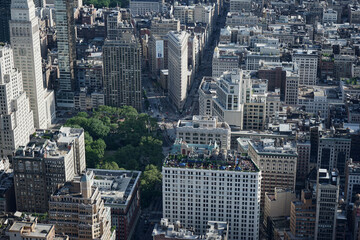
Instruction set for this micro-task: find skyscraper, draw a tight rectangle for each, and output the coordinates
[0,45,34,158]
[162,140,261,240]
[0,0,11,44]
[103,33,142,111]
[13,127,85,213]
[55,0,77,108]
[167,31,189,111]
[34,0,46,7]
[315,169,339,240]
[9,0,48,129]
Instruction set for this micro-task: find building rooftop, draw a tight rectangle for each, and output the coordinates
[152,219,197,239]
[14,127,83,160]
[164,140,259,172]
[177,116,230,130]
[205,221,228,240]
[249,139,297,156]
[200,77,217,95]
[152,219,227,240]
[89,169,141,206]
[8,221,54,239]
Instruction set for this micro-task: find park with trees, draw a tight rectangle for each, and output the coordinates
[64,105,163,207]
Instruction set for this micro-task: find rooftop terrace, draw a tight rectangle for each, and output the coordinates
[164,152,259,172]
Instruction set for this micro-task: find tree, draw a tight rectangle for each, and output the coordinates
[139,136,163,166]
[65,116,88,128]
[112,145,141,170]
[64,105,163,171]
[77,112,89,118]
[85,118,110,139]
[86,139,106,168]
[140,164,162,208]
[96,161,124,170]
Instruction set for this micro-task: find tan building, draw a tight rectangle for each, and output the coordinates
[6,220,69,240]
[150,18,180,36]
[264,188,297,228]
[285,190,316,240]
[13,127,86,213]
[89,169,141,240]
[49,171,114,240]
[248,139,297,207]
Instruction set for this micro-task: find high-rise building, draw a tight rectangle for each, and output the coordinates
[148,18,180,81]
[317,134,351,177]
[229,0,251,11]
[293,50,318,86]
[34,0,46,7]
[167,31,189,111]
[49,171,114,240]
[264,188,297,228]
[150,18,180,36]
[55,0,77,108]
[176,116,231,150]
[0,45,34,158]
[212,69,252,128]
[284,190,316,240]
[198,77,217,116]
[13,127,85,213]
[284,72,300,105]
[103,34,142,112]
[315,169,339,240]
[212,47,240,78]
[296,141,311,183]
[162,140,261,240]
[130,0,163,15]
[345,159,360,204]
[0,0,11,44]
[89,169,141,240]
[9,0,50,129]
[248,139,297,206]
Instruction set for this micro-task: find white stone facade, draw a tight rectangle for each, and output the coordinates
[0,45,34,158]
[293,50,318,86]
[10,0,51,129]
[162,162,261,240]
[176,116,231,150]
[168,31,189,110]
[212,69,252,128]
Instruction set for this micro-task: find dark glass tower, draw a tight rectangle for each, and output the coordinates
[0,0,11,43]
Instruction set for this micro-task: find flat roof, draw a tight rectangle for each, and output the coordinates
[89,169,141,206]
[9,222,54,238]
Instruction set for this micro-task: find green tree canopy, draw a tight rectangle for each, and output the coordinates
[140,164,162,208]
[64,105,163,171]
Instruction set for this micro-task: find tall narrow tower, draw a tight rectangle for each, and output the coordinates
[0,0,11,44]
[0,45,34,158]
[55,0,76,108]
[9,0,48,129]
[167,31,189,111]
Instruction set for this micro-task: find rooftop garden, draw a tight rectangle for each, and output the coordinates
[164,154,259,172]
